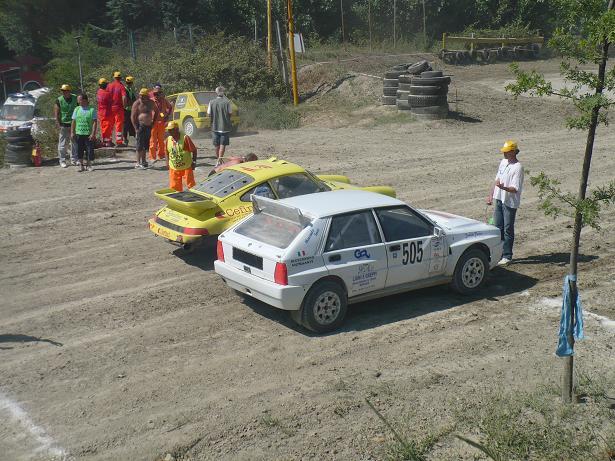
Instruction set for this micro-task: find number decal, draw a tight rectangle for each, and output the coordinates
[401,241,424,265]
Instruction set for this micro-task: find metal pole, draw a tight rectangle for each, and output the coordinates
[173,27,178,43]
[75,36,84,92]
[340,0,346,50]
[275,20,288,85]
[287,0,299,105]
[254,18,257,42]
[188,24,194,51]
[267,0,273,69]
[393,0,396,49]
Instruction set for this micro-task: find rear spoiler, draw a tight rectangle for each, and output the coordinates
[154,188,218,214]
[316,174,350,184]
[252,195,311,226]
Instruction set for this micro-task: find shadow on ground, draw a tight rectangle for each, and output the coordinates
[174,237,217,271]
[0,334,63,350]
[513,252,598,267]
[241,266,538,335]
[448,110,482,123]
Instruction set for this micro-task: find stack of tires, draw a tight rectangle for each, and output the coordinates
[382,70,403,106]
[409,71,451,120]
[4,129,34,168]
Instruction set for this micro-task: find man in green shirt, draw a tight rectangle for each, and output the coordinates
[207,86,233,166]
[54,84,78,168]
[71,94,98,172]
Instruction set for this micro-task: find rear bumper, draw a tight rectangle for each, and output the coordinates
[148,218,202,244]
[214,260,305,310]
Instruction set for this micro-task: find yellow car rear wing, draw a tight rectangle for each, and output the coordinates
[154,188,218,215]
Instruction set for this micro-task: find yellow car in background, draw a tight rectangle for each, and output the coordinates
[149,158,396,251]
[168,91,240,137]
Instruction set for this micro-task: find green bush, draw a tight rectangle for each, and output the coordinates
[238,99,300,130]
[32,118,60,159]
[45,31,287,103]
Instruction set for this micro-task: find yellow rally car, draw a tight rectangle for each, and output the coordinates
[168,91,240,137]
[149,158,396,250]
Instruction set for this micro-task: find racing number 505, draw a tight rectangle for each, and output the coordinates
[402,241,423,265]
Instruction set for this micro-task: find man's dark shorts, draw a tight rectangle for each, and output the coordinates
[136,124,152,151]
[212,131,230,147]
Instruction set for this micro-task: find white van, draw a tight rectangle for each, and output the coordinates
[0,87,49,133]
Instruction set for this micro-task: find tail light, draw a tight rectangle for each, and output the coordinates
[217,240,225,261]
[183,227,209,236]
[274,262,288,286]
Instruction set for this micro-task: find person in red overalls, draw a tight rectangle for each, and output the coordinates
[96,78,113,147]
[107,71,128,146]
[149,84,173,165]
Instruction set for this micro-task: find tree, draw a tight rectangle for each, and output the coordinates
[506,0,615,403]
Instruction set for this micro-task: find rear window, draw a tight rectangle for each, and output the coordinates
[235,213,307,249]
[193,169,254,198]
[0,104,34,121]
[194,92,216,105]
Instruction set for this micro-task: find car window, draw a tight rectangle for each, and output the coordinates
[235,213,308,249]
[375,206,433,241]
[325,211,381,252]
[194,92,217,106]
[193,169,254,198]
[0,104,33,121]
[175,95,187,109]
[270,174,327,199]
[240,183,276,202]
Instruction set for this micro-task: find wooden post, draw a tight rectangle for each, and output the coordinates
[287,0,299,105]
[340,0,346,50]
[442,32,446,50]
[393,0,397,49]
[422,0,427,48]
[368,0,372,52]
[267,0,273,69]
[254,18,257,42]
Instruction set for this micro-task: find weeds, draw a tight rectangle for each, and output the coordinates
[260,414,295,437]
[239,99,301,130]
[373,112,417,126]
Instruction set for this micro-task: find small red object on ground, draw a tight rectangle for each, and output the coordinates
[32,145,42,167]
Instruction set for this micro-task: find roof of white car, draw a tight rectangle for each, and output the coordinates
[277,190,403,218]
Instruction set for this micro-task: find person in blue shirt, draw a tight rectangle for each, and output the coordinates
[71,94,98,172]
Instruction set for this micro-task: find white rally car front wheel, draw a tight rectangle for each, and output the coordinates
[293,280,348,333]
[451,248,489,295]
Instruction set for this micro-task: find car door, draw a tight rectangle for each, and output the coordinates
[323,210,388,296]
[374,206,438,287]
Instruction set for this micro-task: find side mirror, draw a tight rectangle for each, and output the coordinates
[433,227,443,237]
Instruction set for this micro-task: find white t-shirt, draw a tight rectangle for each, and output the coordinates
[493,159,524,208]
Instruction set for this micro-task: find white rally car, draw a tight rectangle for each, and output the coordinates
[214,190,503,332]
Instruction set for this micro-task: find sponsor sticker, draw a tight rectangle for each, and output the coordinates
[354,249,371,259]
[352,263,378,290]
[290,256,314,267]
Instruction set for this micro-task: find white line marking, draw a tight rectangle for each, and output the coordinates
[0,390,68,459]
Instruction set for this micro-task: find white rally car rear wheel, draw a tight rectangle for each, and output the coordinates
[294,280,348,333]
[451,248,489,294]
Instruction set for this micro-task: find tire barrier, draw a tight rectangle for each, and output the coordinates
[439,44,540,65]
[4,128,34,168]
[382,60,433,107]
[408,71,451,120]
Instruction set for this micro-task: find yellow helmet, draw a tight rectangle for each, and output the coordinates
[166,121,179,131]
[60,84,71,91]
[113,71,121,78]
[125,76,134,83]
[139,87,149,96]
[500,140,518,153]
[98,78,108,85]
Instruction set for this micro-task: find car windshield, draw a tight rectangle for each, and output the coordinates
[235,213,308,249]
[0,104,34,121]
[194,92,216,106]
[193,169,254,198]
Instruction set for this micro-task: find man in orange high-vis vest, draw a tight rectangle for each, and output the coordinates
[107,71,128,146]
[149,84,172,163]
[166,121,197,192]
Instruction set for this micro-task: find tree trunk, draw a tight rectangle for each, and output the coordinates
[563,0,614,403]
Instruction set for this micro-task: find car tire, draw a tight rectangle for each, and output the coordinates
[182,117,196,137]
[296,280,348,333]
[398,83,412,91]
[384,70,405,79]
[409,85,447,96]
[406,60,430,75]
[383,78,399,88]
[420,70,443,78]
[408,94,447,108]
[451,248,489,295]
[383,87,398,96]
[411,76,452,86]
[382,96,397,105]
[398,75,413,84]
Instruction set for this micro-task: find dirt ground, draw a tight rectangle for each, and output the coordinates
[1,57,614,461]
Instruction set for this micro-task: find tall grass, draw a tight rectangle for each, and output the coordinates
[238,99,301,130]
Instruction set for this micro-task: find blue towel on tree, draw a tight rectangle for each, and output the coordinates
[556,275,584,357]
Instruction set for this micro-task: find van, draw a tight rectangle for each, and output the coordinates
[0,87,50,134]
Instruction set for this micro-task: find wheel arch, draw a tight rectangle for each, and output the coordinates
[306,275,348,301]
[447,241,492,276]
